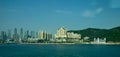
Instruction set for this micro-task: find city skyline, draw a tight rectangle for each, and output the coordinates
[0,0,120,34]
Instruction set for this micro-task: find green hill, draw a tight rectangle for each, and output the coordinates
[68,26,120,42]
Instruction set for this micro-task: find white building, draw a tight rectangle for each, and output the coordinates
[38,30,45,39]
[93,38,106,44]
[55,27,67,38]
[67,32,81,38]
[54,27,81,42]
[38,30,52,40]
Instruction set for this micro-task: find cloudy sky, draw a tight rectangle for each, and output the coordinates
[0,0,120,33]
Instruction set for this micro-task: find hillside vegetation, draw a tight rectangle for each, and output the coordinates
[68,26,120,42]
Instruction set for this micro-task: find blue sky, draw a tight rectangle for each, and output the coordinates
[0,0,120,34]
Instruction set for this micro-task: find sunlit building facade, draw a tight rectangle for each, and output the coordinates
[67,32,81,38]
[93,38,106,44]
[38,30,52,41]
[55,27,81,42]
[55,27,67,38]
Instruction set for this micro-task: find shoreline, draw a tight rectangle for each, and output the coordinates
[1,42,120,45]
[19,42,120,45]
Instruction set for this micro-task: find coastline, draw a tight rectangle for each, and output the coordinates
[19,42,120,45]
[20,42,87,45]
[1,42,120,45]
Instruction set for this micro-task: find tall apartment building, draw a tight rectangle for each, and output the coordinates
[38,30,52,41]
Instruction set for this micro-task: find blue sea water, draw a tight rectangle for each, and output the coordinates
[0,44,120,57]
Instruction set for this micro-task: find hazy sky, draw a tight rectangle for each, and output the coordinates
[0,0,120,33]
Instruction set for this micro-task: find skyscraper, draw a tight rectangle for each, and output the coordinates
[38,30,52,41]
[38,30,44,39]
[30,31,35,38]
[13,28,19,43]
[46,33,52,41]
[36,32,38,38]
[8,29,11,39]
[20,28,23,39]
[24,30,29,40]
[1,31,7,43]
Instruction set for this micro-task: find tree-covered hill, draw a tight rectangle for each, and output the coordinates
[68,26,120,42]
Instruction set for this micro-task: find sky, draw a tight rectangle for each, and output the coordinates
[0,0,120,34]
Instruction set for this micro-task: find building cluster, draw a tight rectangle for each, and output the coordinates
[92,38,106,44]
[0,27,106,44]
[55,27,81,42]
[0,28,52,43]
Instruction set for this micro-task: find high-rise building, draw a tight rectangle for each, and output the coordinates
[36,32,38,38]
[24,30,29,40]
[13,28,18,39]
[1,31,7,43]
[14,28,17,35]
[20,28,24,39]
[0,32,1,39]
[8,30,11,39]
[13,28,19,43]
[38,30,45,39]
[46,33,52,40]
[38,30,52,40]
[30,31,35,38]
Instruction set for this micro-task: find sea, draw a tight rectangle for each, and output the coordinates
[0,44,120,57]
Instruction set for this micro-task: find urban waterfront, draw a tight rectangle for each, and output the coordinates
[0,27,107,44]
[0,0,120,57]
[0,44,120,57]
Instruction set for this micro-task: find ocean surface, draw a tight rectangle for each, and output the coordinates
[0,44,120,57]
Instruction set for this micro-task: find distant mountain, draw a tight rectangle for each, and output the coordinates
[68,26,120,42]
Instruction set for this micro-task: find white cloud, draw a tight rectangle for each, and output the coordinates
[54,10,71,14]
[82,10,95,17]
[82,8,103,18]
[96,8,103,13]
